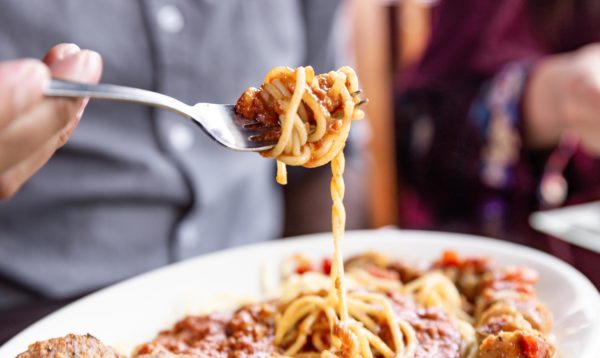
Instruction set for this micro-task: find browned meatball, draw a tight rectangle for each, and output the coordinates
[135,351,196,358]
[16,333,122,358]
[478,330,555,358]
[476,294,553,335]
[476,312,533,342]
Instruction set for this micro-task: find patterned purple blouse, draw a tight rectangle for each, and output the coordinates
[395,0,600,287]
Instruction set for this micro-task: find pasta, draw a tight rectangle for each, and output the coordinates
[235,66,365,184]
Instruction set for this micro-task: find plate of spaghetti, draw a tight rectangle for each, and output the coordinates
[3,67,600,358]
[3,231,599,357]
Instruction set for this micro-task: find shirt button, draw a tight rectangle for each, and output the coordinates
[157,5,185,34]
[169,123,194,151]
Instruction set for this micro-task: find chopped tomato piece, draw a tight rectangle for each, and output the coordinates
[502,267,539,284]
[366,265,400,280]
[486,281,534,295]
[441,250,461,266]
[296,264,311,275]
[462,257,490,271]
[521,333,540,358]
[322,258,332,274]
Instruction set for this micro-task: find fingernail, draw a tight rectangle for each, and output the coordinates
[70,50,101,79]
[56,43,80,61]
[14,60,49,114]
[82,50,101,77]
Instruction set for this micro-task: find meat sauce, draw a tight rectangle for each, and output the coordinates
[134,296,464,357]
[134,302,280,357]
[385,294,464,358]
[234,73,345,141]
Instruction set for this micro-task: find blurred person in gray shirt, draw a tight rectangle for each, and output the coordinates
[0,0,344,340]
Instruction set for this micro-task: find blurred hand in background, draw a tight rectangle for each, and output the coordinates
[394,0,600,288]
[0,43,102,199]
[527,43,600,155]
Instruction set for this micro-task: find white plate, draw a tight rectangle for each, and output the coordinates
[1,230,599,357]
[531,201,600,253]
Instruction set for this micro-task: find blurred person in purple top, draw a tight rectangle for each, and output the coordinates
[396,0,600,287]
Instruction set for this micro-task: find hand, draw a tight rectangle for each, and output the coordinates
[526,43,600,155]
[0,43,102,200]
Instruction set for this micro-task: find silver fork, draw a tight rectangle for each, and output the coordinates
[44,79,276,151]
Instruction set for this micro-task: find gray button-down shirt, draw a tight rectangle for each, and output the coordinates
[0,0,341,308]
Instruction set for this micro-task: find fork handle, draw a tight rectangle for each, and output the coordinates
[44,79,194,118]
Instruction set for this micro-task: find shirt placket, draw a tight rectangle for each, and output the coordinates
[143,0,203,261]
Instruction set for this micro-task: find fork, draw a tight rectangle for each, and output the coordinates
[43,79,276,151]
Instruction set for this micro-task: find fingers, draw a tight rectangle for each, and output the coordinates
[43,43,81,66]
[50,48,103,83]
[575,128,600,157]
[0,43,102,199]
[49,48,102,129]
[0,94,88,198]
[0,132,60,199]
[0,72,89,199]
[569,67,600,111]
[563,80,600,125]
[0,49,102,174]
[555,48,600,157]
[44,43,92,125]
[0,60,49,130]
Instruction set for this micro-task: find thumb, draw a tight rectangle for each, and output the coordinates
[47,49,103,123]
[50,49,102,84]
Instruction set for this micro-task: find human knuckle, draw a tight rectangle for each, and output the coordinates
[57,128,71,147]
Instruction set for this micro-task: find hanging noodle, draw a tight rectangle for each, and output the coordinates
[236,66,422,357]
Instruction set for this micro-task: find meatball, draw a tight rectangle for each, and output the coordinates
[17,333,122,358]
[476,312,533,342]
[478,330,555,358]
[476,295,553,335]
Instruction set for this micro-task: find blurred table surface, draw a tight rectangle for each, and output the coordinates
[0,297,77,346]
[531,201,600,254]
